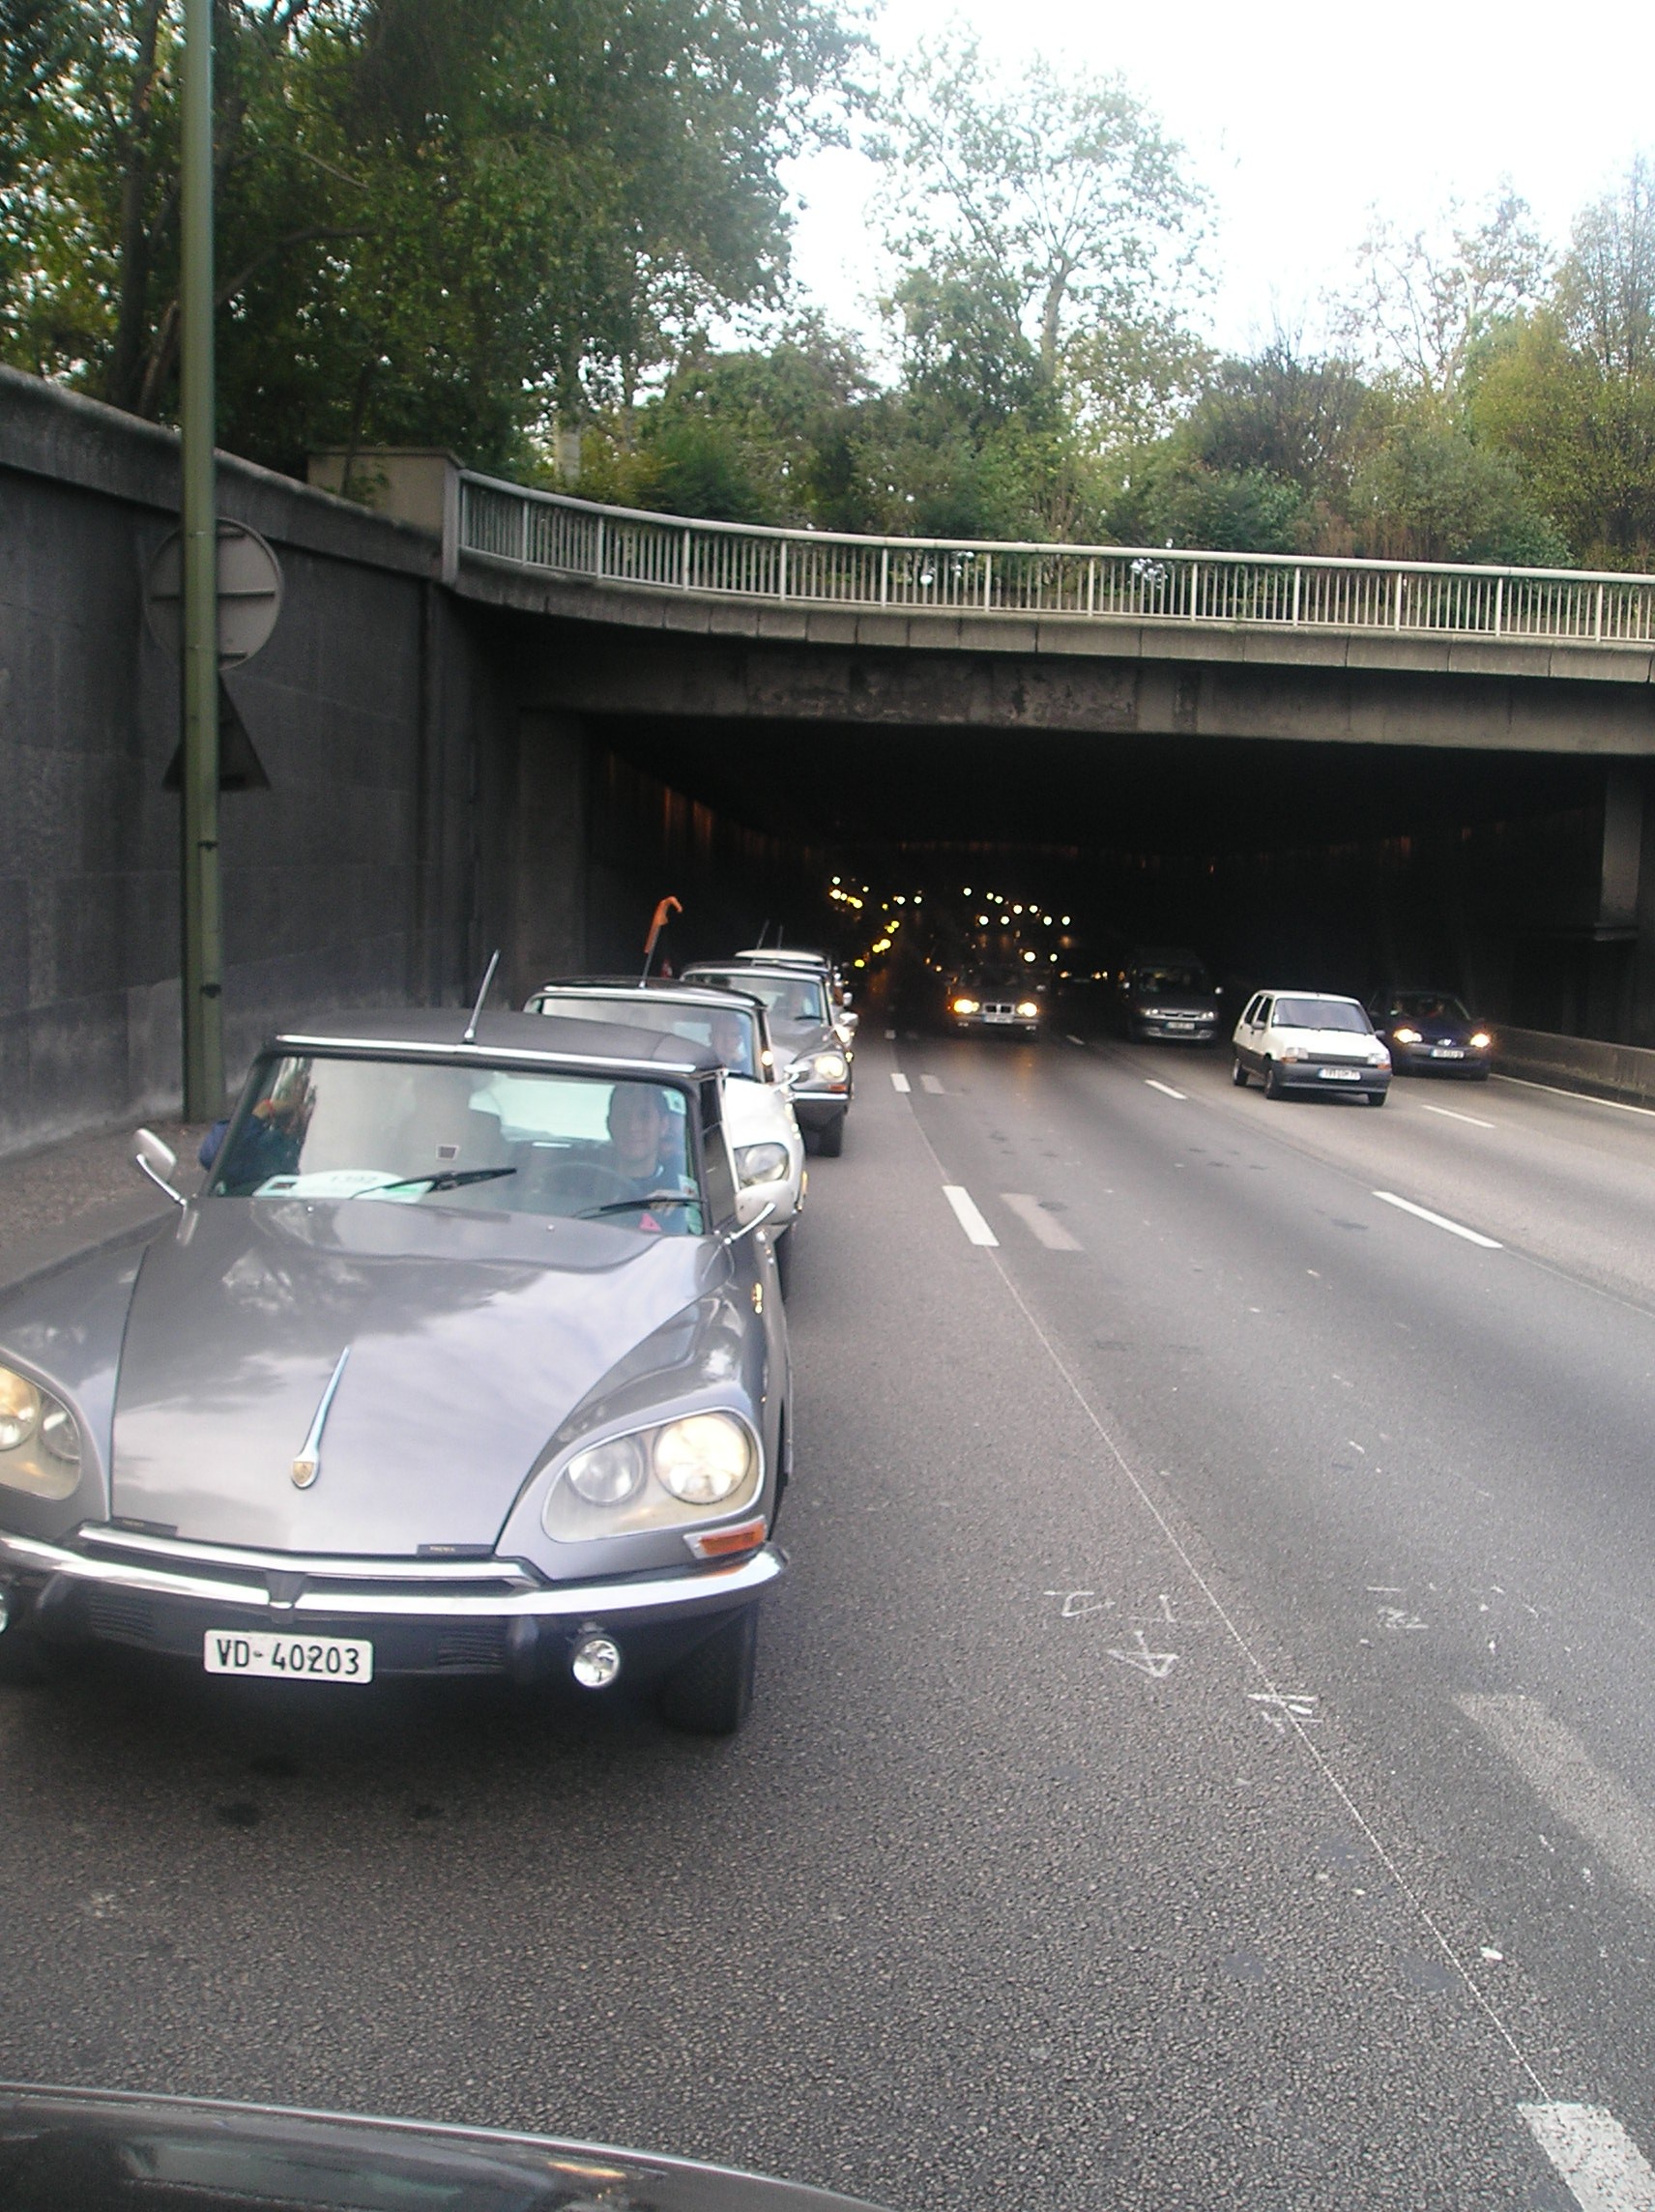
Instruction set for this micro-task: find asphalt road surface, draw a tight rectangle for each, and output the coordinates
[6,1032,1655,2209]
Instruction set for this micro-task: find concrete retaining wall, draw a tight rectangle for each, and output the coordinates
[1495,1026,1655,1110]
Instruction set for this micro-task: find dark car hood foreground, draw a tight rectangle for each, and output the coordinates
[110,1199,712,1555]
[0,2084,891,2212]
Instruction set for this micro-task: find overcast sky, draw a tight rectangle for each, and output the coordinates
[780,0,1655,363]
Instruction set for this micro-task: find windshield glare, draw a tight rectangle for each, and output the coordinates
[1273,998,1371,1033]
[210,1055,705,1233]
[530,993,760,1078]
[691,970,827,1026]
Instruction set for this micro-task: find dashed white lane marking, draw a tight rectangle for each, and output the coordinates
[1458,1696,1655,1911]
[1373,1189,1502,1248]
[942,1184,999,1246]
[1065,1033,1086,1047]
[889,1071,912,1093]
[1419,1101,1497,1129]
[1520,2104,1655,2211]
[1001,1194,1081,1250]
[1145,1078,1187,1100]
[885,1028,896,1039]
[919,1074,944,1094]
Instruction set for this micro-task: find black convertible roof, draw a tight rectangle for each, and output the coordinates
[268,1007,722,1078]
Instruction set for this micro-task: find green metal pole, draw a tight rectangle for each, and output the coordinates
[179,0,223,1119]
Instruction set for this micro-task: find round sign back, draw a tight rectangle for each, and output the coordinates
[145,521,283,667]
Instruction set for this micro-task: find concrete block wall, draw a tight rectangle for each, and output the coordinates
[0,369,486,1156]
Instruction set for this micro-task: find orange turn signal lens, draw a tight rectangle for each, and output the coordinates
[683,1516,768,1561]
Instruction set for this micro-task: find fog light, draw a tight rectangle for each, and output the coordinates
[570,1632,622,1690]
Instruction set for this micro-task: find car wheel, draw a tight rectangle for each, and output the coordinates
[1231,1056,1249,1088]
[773,1223,793,1296]
[814,1114,845,1158]
[1263,1061,1284,1099]
[656,1608,758,1737]
[1366,1089,1388,1107]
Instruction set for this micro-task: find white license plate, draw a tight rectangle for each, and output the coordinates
[1430,1047,1465,1059]
[984,1011,1015,1023]
[204,1630,373,1682]
[1319,1067,1362,1081]
[1166,1021,1196,1032]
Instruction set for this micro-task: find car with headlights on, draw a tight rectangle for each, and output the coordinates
[683,963,852,1157]
[1231,990,1392,1104]
[947,968,1045,1038]
[1366,988,1494,1079]
[0,1010,790,1734]
[1118,947,1221,1044]
[525,977,806,1289]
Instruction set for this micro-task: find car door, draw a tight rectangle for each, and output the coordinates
[1240,995,1271,1070]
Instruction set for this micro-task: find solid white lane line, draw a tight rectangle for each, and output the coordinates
[1001,1194,1082,1250]
[889,1071,912,1093]
[1146,1078,1187,1100]
[1458,1696,1655,1911]
[1520,2104,1655,2212]
[1373,1189,1502,1248]
[920,1073,944,1094]
[1495,1073,1655,1120]
[942,1184,999,1246]
[1419,1101,1497,1130]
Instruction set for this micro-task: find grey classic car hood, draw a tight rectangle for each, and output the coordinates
[111,1200,711,1554]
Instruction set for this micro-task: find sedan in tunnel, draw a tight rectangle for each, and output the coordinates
[1367,988,1495,1078]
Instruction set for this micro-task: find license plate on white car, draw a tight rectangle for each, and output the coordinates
[204,1630,373,1682]
[1319,1067,1362,1081]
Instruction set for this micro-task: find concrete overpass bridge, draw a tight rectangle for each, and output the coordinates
[10,360,1655,1154]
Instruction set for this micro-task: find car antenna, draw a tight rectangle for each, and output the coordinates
[462,948,501,1043]
[641,895,682,983]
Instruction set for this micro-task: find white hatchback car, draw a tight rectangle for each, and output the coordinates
[1231,990,1392,1105]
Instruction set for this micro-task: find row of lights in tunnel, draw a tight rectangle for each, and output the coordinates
[828,877,1077,970]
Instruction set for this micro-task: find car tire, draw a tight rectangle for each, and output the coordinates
[814,1114,845,1158]
[1366,1090,1388,1107]
[655,1608,758,1737]
[1263,1061,1284,1099]
[0,1622,57,1686]
[1231,1057,1249,1088]
[773,1223,793,1297]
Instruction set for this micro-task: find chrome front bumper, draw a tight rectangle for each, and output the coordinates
[0,1525,784,1677]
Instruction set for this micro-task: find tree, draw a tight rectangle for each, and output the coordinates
[869,32,1206,410]
[1351,409,1567,567]
[1554,154,1655,380]
[3,0,864,473]
[1333,187,1549,398]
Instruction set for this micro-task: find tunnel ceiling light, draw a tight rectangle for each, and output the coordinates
[1061,916,1071,926]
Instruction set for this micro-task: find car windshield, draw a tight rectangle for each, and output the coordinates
[530,993,760,1078]
[1391,993,1470,1022]
[208,1054,705,1232]
[1134,965,1210,992]
[1273,997,1371,1033]
[692,970,827,1026]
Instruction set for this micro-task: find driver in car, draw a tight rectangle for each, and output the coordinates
[707,1008,753,1078]
[601,1084,697,1234]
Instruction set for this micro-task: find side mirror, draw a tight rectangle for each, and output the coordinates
[729,1195,777,1239]
[133,1127,186,1208]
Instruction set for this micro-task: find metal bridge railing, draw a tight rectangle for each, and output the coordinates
[456,470,1655,648]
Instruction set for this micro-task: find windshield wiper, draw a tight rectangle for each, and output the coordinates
[578,1192,699,1218]
[354,1167,517,1197]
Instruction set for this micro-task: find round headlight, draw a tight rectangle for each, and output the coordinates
[1469,1031,1492,1049]
[952,997,979,1015]
[566,1434,648,1505]
[814,1051,849,1084]
[1016,1001,1039,1018]
[40,1401,80,1466]
[0,1369,41,1453]
[736,1142,790,1187]
[653,1413,754,1505]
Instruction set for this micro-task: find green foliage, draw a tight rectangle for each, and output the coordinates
[3,0,863,472]
[1351,409,1569,566]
